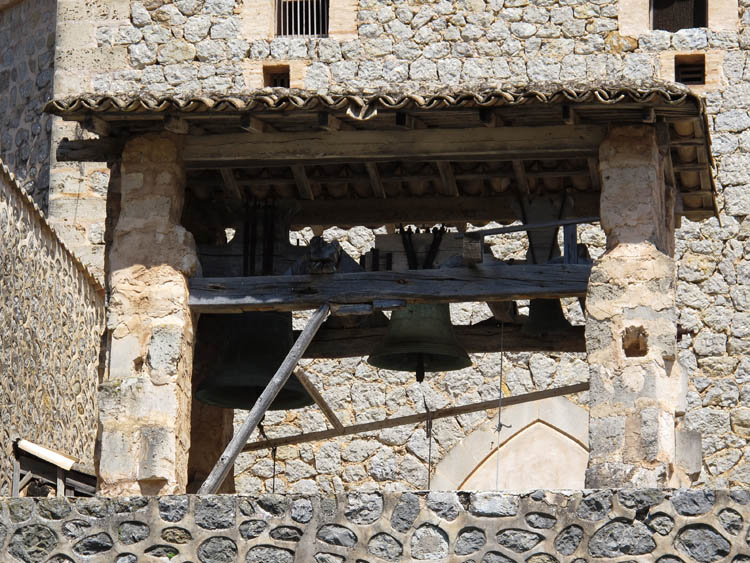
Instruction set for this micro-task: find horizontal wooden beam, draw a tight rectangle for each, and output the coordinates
[284,194,600,228]
[302,322,586,358]
[56,138,123,162]
[182,125,607,168]
[189,263,592,313]
[242,382,590,452]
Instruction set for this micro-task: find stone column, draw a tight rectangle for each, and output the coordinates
[98,134,199,496]
[585,125,683,488]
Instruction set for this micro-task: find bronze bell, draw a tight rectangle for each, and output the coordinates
[193,312,312,410]
[368,304,471,381]
[522,298,572,336]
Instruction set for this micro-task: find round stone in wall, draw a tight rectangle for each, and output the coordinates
[411,524,449,560]
[656,556,685,562]
[291,498,314,523]
[480,551,515,563]
[44,556,73,563]
[316,524,358,547]
[9,525,58,563]
[645,513,675,536]
[61,519,91,540]
[315,554,345,563]
[76,498,109,519]
[72,532,113,556]
[161,526,193,544]
[525,512,557,529]
[239,520,268,540]
[118,521,150,545]
[671,490,716,516]
[345,493,384,525]
[37,498,71,520]
[196,496,236,529]
[7,499,34,523]
[526,554,559,563]
[257,494,288,517]
[554,525,583,556]
[496,529,544,552]
[368,532,403,561]
[246,545,294,563]
[115,555,138,563]
[455,527,486,555]
[576,491,612,521]
[718,508,743,535]
[270,526,304,542]
[158,495,189,522]
[391,493,420,533]
[588,520,656,558]
[674,525,730,563]
[145,545,179,558]
[198,536,238,563]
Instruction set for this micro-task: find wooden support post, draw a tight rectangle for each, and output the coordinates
[56,467,65,498]
[512,160,530,193]
[563,224,578,264]
[243,382,589,451]
[294,369,345,431]
[197,304,330,494]
[11,458,20,497]
[365,162,387,198]
[292,164,314,200]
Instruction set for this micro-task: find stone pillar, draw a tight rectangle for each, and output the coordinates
[98,134,199,496]
[585,125,683,488]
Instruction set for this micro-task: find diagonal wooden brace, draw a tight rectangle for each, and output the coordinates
[197,304,330,494]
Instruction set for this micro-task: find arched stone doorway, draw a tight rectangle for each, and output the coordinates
[431,396,588,490]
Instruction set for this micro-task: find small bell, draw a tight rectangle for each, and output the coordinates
[193,312,312,410]
[522,298,572,336]
[368,304,471,381]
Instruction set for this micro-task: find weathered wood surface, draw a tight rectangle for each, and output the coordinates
[182,125,607,167]
[189,263,593,313]
[301,322,586,358]
[242,382,590,452]
[198,304,329,494]
[56,137,123,162]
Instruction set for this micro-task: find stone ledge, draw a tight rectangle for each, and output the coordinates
[0,489,747,562]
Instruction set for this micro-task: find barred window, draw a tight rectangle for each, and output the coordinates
[276,0,329,36]
[652,0,707,31]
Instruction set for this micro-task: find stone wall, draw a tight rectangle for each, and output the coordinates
[45,0,750,491]
[0,489,748,561]
[0,0,56,211]
[0,159,105,495]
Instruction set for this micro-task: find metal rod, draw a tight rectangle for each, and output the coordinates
[198,304,330,494]
[463,216,599,239]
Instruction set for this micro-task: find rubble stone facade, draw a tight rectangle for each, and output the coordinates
[0,160,105,496]
[0,489,749,561]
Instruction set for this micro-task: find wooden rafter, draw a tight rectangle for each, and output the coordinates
[242,382,590,452]
[512,160,530,193]
[365,162,386,199]
[219,168,243,201]
[437,161,460,196]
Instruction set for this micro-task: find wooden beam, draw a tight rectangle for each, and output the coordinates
[512,160,530,193]
[285,193,601,229]
[302,322,586,358]
[198,304,329,494]
[464,216,599,239]
[189,263,592,313]
[318,112,354,131]
[437,161,460,196]
[242,382,590,451]
[182,125,607,168]
[56,138,123,162]
[395,112,427,129]
[241,114,276,133]
[291,164,314,200]
[219,168,243,201]
[164,115,189,134]
[365,162,387,198]
[587,157,601,191]
[294,369,344,431]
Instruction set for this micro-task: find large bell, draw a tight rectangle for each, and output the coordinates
[522,298,573,336]
[193,312,312,410]
[368,304,471,379]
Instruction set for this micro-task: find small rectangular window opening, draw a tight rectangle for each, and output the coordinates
[264,65,290,88]
[675,54,706,85]
[276,0,329,36]
[651,0,706,31]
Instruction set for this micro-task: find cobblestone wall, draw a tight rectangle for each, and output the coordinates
[0,0,56,212]
[0,160,105,496]
[47,0,750,491]
[0,489,749,562]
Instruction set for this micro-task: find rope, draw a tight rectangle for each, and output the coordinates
[495,320,511,490]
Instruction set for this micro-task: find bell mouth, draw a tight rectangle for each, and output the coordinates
[368,347,472,373]
[195,384,312,411]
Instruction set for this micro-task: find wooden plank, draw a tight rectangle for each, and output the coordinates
[291,164,314,200]
[318,112,354,131]
[219,168,243,201]
[198,304,329,494]
[11,458,20,497]
[182,125,606,168]
[437,161,460,196]
[242,382,590,451]
[365,162,386,199]
[189,263,592,313]
[302,322,586,358]
[294,369,344,431]
[241,114,276,133]
[286,194,601,229]
[56,137,123,162]
[587,157,601,191]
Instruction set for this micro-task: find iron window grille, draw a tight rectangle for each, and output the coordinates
[276,0,329,36]
[651,0,707,32]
